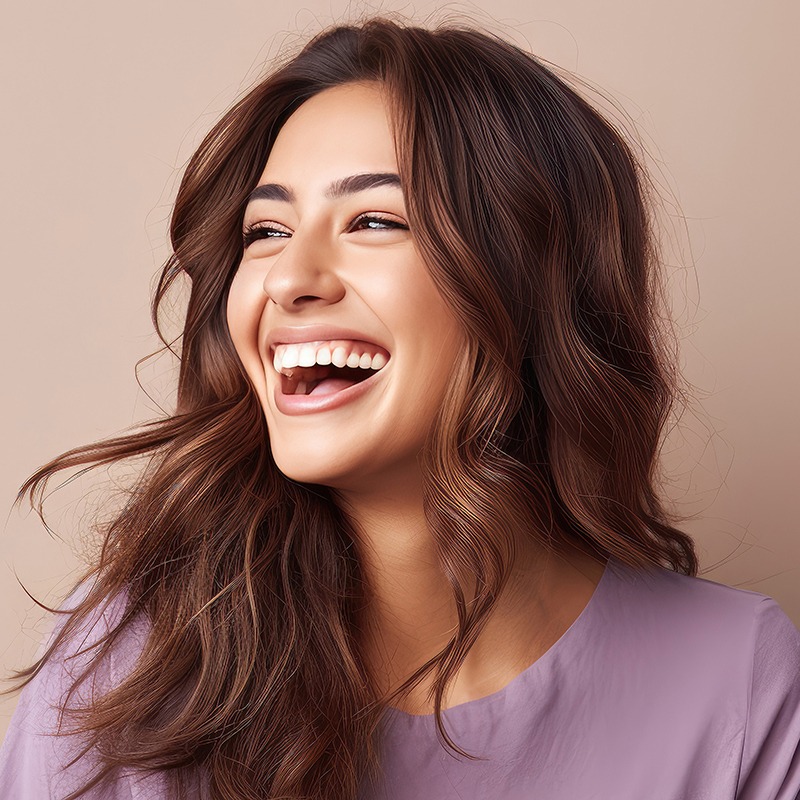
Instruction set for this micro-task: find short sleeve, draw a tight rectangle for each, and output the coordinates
[0,587,138,799]
[736,596,800,800]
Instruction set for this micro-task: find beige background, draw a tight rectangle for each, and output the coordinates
[1,0,798,735]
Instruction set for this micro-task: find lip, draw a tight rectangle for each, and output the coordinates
[273,364,386,416]
[265,324,390,354]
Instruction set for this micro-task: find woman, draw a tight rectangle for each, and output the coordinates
[1,14,798,800]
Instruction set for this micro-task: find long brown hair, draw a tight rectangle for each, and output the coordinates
[11,14,698,800]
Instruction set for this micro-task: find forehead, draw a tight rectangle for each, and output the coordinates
[259,82,399,185]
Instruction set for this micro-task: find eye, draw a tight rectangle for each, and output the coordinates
[242,222,290,248]
[349,214,408,232]
[241,213,409,249]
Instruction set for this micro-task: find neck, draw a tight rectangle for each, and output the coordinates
[334,478,605,714]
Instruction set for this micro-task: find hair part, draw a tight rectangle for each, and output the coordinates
[11,14,697,800]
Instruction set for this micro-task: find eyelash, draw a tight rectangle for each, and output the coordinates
[242,214,408,248]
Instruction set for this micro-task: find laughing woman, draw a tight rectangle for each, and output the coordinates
[1,15,799,800]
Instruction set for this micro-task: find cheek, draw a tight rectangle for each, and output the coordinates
[403,278,466,359]
[226,269,268,382]
[399,259,459,331]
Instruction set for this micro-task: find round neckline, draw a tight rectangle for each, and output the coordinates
[384,555,616,721]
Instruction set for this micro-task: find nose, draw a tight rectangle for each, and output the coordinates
[261,226,346,310]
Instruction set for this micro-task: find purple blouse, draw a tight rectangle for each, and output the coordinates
[2,556,799,799]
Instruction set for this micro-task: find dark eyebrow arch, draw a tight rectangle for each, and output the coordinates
[245,172,402,205]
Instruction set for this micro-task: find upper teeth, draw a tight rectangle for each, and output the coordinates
[272,339,389,375]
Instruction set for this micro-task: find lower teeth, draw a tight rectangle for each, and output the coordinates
[283,368,378,396]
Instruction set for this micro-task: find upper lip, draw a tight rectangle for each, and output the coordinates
[265,324,391,355]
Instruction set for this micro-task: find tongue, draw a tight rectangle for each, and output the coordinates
[308,377,358,396]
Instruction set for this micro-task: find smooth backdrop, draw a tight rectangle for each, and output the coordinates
[2,0,798,734]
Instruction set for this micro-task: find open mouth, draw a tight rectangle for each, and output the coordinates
[280,363,381,396]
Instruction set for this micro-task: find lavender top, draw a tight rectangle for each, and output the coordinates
[2,557,799,799]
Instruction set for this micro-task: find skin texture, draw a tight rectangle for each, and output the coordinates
[228,81,465,498]
[227,82,605,713]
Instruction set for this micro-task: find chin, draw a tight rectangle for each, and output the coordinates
[270,450,357,490]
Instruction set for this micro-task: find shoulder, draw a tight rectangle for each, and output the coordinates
[27,579,150,707]
[599,558,800,796]
[600,557,796,658]
[0,580,154,799]
[737,594,800,798]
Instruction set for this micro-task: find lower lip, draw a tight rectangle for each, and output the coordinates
[272,368,385,416]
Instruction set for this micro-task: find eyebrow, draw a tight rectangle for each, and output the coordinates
[245,172,402,205]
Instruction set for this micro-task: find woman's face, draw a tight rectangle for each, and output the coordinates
[227,81,466,495]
